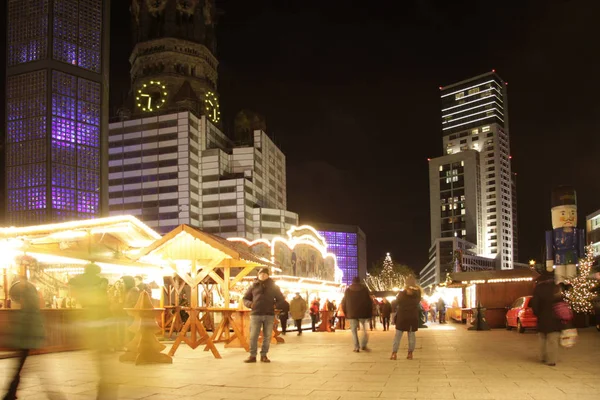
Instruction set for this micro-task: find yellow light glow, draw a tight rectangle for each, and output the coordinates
[44,267,85,274]
[25,252,89,265]
[0,215,161,243]
[228,224,343,283]
[48,230,89,240]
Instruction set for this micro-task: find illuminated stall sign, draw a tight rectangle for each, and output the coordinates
[229,225,342,283]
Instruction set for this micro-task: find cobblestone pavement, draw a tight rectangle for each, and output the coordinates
[1,322,599,399]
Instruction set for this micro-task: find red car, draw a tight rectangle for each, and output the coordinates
[506,296,537,333]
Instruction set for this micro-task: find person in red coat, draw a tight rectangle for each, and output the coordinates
[390,277,421,360]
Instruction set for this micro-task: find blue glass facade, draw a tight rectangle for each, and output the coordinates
[5,0,106,226]
[7,0,49,65]
[319,230,359,285]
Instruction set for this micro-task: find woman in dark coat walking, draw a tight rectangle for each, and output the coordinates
[390,277,421,360]
[530,273,563,366]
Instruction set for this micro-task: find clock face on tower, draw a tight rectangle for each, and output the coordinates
[136,81,167,112]
[204,91,221,123]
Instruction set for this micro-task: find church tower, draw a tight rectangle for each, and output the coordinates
[128,0,220,123]
[109,0,297,238]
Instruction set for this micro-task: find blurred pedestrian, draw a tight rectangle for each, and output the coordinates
[278,300,290,335]
[337,299,346,330]
[3,275,65,400]
[429,301,437,323]
[289,293,307,335]
[69,263,115,399]
[390,277,421,360]
[309,299,320,332]
[242,268,286,363]
[380,298,392,331]
[437,297,446,324]
[530,272,563,366]
[370,297,380,330]
[420,299,430,323]
[341,277,373,352]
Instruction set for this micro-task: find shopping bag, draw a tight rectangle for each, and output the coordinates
[553,301,573,322]
[559,328,578,348]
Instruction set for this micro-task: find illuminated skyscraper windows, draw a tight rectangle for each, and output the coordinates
[5,0,108,226]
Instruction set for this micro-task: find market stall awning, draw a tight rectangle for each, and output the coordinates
[0,215,162,269]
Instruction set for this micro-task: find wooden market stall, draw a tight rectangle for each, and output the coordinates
[447,268,540,328]
[136,224,276,359]
[0,216,162,353]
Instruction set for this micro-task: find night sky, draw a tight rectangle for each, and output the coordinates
[3,1,600,273]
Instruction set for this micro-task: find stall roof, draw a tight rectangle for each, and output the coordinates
[0,215,162,266]
[449,268,540,285]
[137,224,275,267]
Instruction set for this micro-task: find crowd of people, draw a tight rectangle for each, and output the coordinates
[242,271,432,363]
[4,264,592,399]
[241,267,594,367]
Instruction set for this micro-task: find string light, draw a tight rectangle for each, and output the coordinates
[228,225,343,283]
[364,252,410,291]
[563,245,598,313]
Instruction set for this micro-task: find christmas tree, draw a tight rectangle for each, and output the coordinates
[563,245,598,314]
[365,253,409,291]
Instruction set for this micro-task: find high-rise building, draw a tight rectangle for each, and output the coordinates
[303,222,367,285]
[587,209,600,260]
[108,0,297,238]
[422,71,517,286]
[4,0,110,225]
[440,71,515,269]
[108,114,298,237]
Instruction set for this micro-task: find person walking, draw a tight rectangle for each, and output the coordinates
[242,268,286,363]
[278,300,290,335]
[420,299,430,323]
[309,299,320,332]
[380,298,392,331]
[3,275,66,400]
[390,277,421,360]
[69,263,115,399]
[337,299,346,330]
[289,293,307,335]
[429,301,437,323]
[370,297,380,330]
[341,276,372,352]
[391,297,398,326]
[437,297,446,324]
[530,272,563,366]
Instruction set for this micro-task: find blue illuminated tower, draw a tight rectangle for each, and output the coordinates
[4,0,110,225]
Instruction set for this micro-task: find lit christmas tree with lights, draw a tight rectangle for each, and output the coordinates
[365,253,409,291]
[563,245,598,314]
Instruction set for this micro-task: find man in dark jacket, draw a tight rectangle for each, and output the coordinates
[530,273,563,366]
[341,276,372,352]
[242,267,286,363]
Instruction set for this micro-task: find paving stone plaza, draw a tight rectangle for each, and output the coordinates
[1,323,599,400]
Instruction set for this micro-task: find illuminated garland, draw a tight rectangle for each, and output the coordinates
[364,253,408,291]
[228,225,343,283]
[563,245,598,313]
